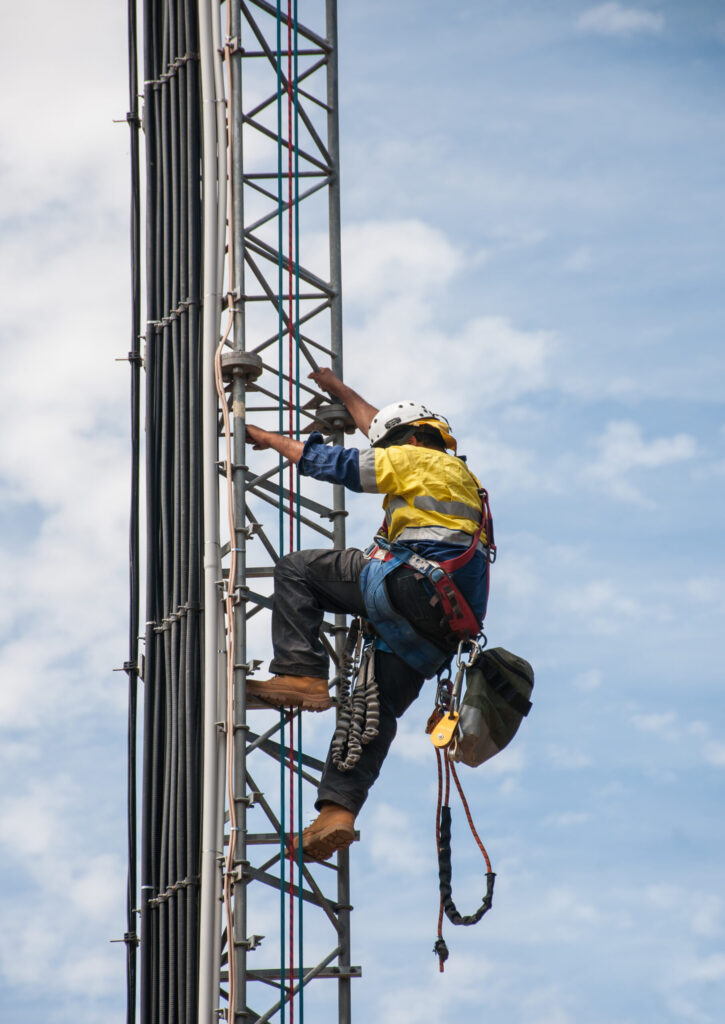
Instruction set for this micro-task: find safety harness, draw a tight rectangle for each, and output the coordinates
[359,487,495,676]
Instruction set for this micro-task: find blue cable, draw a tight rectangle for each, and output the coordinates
[276,10,286,1017]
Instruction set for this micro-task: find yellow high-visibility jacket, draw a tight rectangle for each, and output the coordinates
[357,445,485,549]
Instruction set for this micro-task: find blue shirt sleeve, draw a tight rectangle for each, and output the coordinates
[298,431,363,492]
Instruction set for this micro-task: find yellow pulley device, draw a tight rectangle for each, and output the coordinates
[428,641,476,750]
[430,711,460,749]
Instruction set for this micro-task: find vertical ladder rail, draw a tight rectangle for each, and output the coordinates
[216,1,359,1022]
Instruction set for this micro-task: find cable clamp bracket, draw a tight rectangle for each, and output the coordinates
[115,351,144,367]
[229,862,250,884]
[113,661,140,677]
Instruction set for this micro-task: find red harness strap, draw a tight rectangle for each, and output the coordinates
[435,488,495,639]
[439,487,495,572]
[370,489,495,643]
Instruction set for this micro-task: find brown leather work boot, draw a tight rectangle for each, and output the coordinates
[292,803,357,862]
[246,674,332,712]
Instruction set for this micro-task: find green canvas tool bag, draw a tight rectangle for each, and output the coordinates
[452,647,534,767]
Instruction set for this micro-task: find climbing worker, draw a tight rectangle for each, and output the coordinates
[244,368,491,862]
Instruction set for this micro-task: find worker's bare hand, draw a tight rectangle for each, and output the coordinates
[309,367,343,397]
[245,423,271,450]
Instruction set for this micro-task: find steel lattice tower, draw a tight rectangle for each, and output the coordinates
[127,2,357,1022]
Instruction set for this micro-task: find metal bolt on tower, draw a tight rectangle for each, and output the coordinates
[128,1,357,1023]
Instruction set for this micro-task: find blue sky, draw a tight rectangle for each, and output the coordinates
[0,2,724,1022]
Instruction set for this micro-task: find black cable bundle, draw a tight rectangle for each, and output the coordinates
[137,2,204,1022]
[125,1,142,1021]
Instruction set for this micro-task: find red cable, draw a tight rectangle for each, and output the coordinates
[288,715,295,1019]
[449,762,493,873]
[286,8,296,1018]
[287,1,295,558]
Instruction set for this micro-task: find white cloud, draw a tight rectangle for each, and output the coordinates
[542,885,601,927]
[577,4,665,37]
[342,220,462,304]
[685,578,723,605]
[704,742,725,767]
[493,551,542,603]
[519,982,576,1024]
[0,5,128,218]
[572,668,603,691]
[338,219,557,418]
[557,578,646,634]
[0,7,133,1020]
[683,953,725,983]
[546,745,592,769]
[484,742,527,776]
[562,245,593,272]
[587,420,697,504]
[542,811,592,827]
[0,775,125,1010]
[392,715,435,764]
[376,953,490,1024]
[631,711,677,736]
[645,883,681,910]
[690,899,724,940]
[629,712,725,769]
[367,802,427,874]
[0,145,130,735]
[487,223,549,250]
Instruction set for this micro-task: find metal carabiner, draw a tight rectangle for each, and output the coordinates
[456,638,473,671]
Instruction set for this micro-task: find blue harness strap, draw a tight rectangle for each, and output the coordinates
[359,556,449,678]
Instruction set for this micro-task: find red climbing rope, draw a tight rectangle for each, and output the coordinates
[286,5,297,1018]
[449,762,492,873]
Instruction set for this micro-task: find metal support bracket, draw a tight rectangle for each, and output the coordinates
[302,401,356,435]
[221,350,264,384]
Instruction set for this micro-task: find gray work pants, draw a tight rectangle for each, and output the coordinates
[269,548,452,815]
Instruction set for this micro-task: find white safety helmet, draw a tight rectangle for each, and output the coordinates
[368,400,456,451]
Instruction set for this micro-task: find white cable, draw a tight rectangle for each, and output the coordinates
[198,0,226,1020]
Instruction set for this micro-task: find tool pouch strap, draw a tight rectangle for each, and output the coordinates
[438,805,495,926]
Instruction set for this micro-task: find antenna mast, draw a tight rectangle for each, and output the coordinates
[128,2,357,1022]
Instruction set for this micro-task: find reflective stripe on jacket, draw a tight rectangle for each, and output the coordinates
[357,445,486,548]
